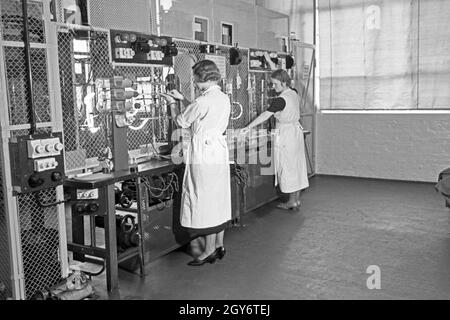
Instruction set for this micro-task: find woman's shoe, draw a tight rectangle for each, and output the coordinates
[276,202,299,211]
[187,252,217,266]
[214,246,226,260]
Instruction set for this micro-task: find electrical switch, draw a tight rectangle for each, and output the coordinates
[54,143,64,152]
[45,144,54,153]
[35,145,45,154]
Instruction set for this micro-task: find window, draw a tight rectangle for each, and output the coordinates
[194,17,208,42]
[221,23,233,46]
[319,0,450,110]
[61,0,89,25]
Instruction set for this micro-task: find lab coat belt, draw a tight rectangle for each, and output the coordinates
[276,121,301,127]
[192,133,227,146]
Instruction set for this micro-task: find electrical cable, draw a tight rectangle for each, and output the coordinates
[231,162,249,187]
[35,191,70,208]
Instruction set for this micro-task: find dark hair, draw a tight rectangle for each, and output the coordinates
[192,60,221,83]
[270,69,291,87]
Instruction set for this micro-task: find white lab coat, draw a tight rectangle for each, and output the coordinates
[273,88,309,193]
[175,85,232,229]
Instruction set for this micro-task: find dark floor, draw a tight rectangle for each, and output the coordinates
[90,175,450,300]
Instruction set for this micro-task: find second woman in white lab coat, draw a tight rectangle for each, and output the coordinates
[241,69,309,210]
[161,60,231,266]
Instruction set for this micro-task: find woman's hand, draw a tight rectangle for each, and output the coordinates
[159,92,176,104]
[168,89,184,101]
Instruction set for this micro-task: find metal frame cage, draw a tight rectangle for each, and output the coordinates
[58,26,175,173]
[0,0,68,300]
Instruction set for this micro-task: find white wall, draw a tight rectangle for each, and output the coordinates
[316,113,450,182]
[158,0,288,50]
[262,0,315,44]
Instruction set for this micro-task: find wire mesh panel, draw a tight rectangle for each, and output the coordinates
[224,46,249,130]
[114,65,169,148]
[173,40,250,130]
[4,46,51,125]
[137,170,184,263]
[17,188,61,299]
[88,0,153,34]
[249,71,274,131]
[58,31,77,152]
[58,28,173,170]
[80,31,112,159]
[1,0,45,43]
[58,29,112,170]
[173,40,201,102]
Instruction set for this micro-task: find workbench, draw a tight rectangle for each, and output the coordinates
[64,159,183,292]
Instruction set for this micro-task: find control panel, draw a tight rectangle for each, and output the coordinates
[249,48,290,71]
[34,157,58,172]
[9,132,65,194]
[64,186,106,216]
[95,76,138,114]
[27,137,64,158]
[109,29,176,65]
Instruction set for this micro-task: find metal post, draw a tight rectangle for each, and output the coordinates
[104,184,119,291]
[21,0,37,135]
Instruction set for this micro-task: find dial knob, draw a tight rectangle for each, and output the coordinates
[88,202,99,213]
[75,203,88,214]
[35,145,44,154]
[54,143,64,152]
[28,174,44,188]
[51,171,63,182]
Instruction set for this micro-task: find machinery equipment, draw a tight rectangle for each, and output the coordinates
[95,214,140,252]
[9,132,65,194]
[436,168,450,208]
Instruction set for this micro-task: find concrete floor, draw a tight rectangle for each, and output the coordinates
[91,175,450,300]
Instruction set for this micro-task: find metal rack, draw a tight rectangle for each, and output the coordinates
[0,0,68,300]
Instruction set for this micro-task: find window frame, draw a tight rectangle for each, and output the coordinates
[193,16,209,42]
[220,21,234,46]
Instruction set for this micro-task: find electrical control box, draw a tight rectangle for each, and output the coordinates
[109,29,176,65]
[64,185,107,216]
[248,48,289,72]
[9,132,65,194]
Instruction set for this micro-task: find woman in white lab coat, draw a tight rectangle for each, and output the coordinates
[161,60,231,266]
[241,68,309,210]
